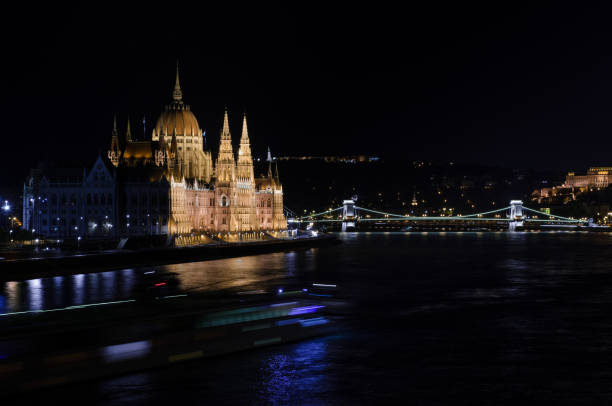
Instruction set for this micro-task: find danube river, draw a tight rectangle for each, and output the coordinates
[6,231,612,405]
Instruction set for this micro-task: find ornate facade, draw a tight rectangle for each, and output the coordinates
[531,166,612,205]
[23,67,286,239]
[22,157,118,238]
[107,67,286,236]
[564,167,612,189]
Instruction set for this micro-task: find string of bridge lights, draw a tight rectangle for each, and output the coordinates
[292,204,583,223]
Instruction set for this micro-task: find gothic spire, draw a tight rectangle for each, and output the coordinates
[221,107,231,140]
[173,60,182,102]
[240,113,250,143]
[112,114,118,136]
[108,115,120,167]
[274,160,280,180]
[126,117,132,142]
[267,146,273,177]
[216,108,235,183]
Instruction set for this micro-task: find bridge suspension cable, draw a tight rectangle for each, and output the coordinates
[353,206,409,218]
[459,206,511,218]
[299,206,343,220]
[355,205,511,220]
[295,201,586,225]
[283,206,297,218]
[521,206,581,222]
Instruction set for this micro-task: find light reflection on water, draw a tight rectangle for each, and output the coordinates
[53,276,62,307]
[257,339,329,405]
[120,269,135,298]
[73,274,85,306]
[27,278,43,310]
[5,281,18,311]
[1,231,610,317]
[10,232,612,404]
[0,249,311,314]
[161,252,291,293]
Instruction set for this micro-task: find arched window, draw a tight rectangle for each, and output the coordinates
[221,196,227,207]
[51,194,57,205]
[267,199,271,208]
[94,194,99,205]
[101,194,106,205]
[107,194,112,205]
[61,194,66,205]
[86,194,91,205]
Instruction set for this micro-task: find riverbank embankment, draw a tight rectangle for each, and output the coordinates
[0,235,339,282]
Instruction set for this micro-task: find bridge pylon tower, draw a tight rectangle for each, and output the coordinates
[509,200,524,231]
[342,200,356,232]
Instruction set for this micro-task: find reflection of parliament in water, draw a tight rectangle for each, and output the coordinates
[1,252,286,313]
[23,67,287,238]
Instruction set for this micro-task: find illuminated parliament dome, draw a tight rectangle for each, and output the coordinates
[152,99,201,139]
[151,65,212,181]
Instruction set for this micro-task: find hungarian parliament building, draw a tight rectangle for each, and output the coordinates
[22,68,287,240]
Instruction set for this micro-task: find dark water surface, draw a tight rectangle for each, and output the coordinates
[7,231,612,405]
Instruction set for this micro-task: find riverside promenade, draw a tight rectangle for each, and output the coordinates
[0,234,339,282]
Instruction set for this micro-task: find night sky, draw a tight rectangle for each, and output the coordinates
[3,3,612,189]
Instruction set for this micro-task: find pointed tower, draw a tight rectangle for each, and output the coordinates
[213,108,237,233]
[235,113,257,231]
[267,146,273,177]
[173,60,183,103]
[158,124,165,147]
[237,113,254,180]
[108,115,120,167]
[411,191,419,206]
[126,117,132,142]
[215,108,235,184]
[274,160,280,182]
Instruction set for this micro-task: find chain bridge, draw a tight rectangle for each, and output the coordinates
[287,200,587,231]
